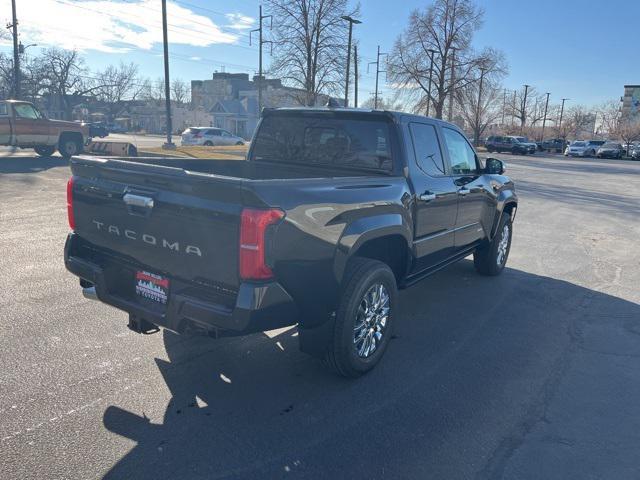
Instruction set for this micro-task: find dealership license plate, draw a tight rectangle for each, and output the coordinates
[135,271,169,305]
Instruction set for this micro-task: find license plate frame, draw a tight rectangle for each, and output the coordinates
[135,270,170,305]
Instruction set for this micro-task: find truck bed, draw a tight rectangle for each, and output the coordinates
[104,156,390,180]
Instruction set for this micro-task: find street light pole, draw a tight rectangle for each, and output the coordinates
[475,67,486,147]
[447,47,457,121]
[354,45,359,108]
[341,16,361,108]
[521,84,530,134]
[10,0,20,99]
[161,0,174,148]
[541,92,550,141]
[426,49,437,117]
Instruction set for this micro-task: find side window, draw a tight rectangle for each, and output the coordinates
[14,103,40,119]
[409,123,445,176]
[442,127,478,175]
[207,129,220,136]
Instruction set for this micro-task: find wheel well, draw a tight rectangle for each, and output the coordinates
[59,132,83,146]
[353,235,409,283]
[503,202,517,218]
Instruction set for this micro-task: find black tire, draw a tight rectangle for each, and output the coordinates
[487,147,494,153]
[58,136,82,159]
[511,147,519,155]
[324,258,398,378]
[203,141,213,146]
[34,146,55,157]
[235,141,244,146]
[474,212,512,276]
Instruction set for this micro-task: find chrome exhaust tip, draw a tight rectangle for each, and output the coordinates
[82,286,98,301]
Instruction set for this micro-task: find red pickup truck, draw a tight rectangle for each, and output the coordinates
[0,99,90,158]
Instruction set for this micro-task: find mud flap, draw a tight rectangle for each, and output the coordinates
[298,312,336,358]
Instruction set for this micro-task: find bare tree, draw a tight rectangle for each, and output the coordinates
[0,53,13,98]
[614,121,640,156]
[388,0,486,119]
[95,62,142,121]
[39,48,99,119]
[171,79,189,105]
[265,0,357,106]
[360,95,404,110]
[503,86,547,130]
[455,48,506,145]
[596,100,621,136]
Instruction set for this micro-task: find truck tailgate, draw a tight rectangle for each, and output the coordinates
[70,157,244,292]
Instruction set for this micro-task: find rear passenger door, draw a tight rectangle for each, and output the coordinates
[407,122,459,271]
[205,129,222,145]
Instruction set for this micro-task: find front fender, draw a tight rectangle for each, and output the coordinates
[490,187,518,239]
[334,213,412,284]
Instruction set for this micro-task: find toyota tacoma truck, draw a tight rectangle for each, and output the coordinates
[64,108,517,377]
[0,99,89,158]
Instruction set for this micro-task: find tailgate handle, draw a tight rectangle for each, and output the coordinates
[123,194,154,209]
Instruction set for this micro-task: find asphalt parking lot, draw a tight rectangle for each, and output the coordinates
[1,151,639,479]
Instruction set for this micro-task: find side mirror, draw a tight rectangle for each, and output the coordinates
[485,157,505,175]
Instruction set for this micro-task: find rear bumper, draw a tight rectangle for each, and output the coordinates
[64,233,298,337]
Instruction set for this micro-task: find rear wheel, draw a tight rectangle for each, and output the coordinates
[34,146,55,157]
[235,141,244,146]
[487,146,494,153]
[324,258,397,378]
[203,141,213,146]
[474,212,512,276]
[58,136,82,159]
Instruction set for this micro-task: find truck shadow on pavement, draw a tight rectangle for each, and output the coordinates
[0,155,68,174]
[101,261,640,479]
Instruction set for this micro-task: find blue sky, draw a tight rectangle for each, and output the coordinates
[1,0,639,107]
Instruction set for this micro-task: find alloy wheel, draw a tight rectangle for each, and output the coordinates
[353,283,390,358]
[496,223,510,266]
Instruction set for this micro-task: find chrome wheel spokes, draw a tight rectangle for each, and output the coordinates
[353,283,390,358]
[496,224,510,266]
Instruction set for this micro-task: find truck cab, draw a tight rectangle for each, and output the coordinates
[0,99,89,158]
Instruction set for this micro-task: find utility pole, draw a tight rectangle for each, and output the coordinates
[250,6,272,113]
[368,46,387,109]
[541,92,550,141]
[501,88,507,125]
[559,98,569,149]
[341,15,361,108]
[474,67,486,147]
[426,49,437,117]
[447,47,457,121]
[511,90,517,126]
[161,0,174,148]
[9,0,20,99]
[354,45,359,108]
[521,84,530,134]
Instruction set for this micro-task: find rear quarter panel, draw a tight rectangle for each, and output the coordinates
[248,176,413,323]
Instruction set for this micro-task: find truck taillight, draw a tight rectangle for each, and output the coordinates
[67,177,75,230]
[239,208,284,281]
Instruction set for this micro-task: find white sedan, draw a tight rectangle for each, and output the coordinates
[181,127,245,146]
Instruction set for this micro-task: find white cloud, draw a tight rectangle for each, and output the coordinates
[225,13,255,31]
[0,0,245,53]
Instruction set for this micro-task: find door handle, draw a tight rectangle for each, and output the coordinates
[458,188,471,196]
[419,192,437,201]
[123,193,154,209]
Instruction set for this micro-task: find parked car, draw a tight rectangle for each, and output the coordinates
[631,144,640,160]
[181,127,245,146]
[513,136,537,154]
[64,108,517,377]
[564,140,593,157]
[0,99,90,158]
[485,135,530,154]
[537,138,565,153]
[85,122,109,138]
[596,142,625,159]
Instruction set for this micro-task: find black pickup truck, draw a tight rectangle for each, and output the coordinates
[64,108,517,377]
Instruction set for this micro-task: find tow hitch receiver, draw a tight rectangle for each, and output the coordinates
[128,315,160,335]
